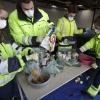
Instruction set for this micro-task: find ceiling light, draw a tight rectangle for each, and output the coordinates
[64,8,67,10]
[78,5,83,7]
[51,5,57,8]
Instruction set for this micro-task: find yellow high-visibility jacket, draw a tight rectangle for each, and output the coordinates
[79,34,100,59]
[8,7,53,46]
[0,42,32,86]
[56,16,83,40]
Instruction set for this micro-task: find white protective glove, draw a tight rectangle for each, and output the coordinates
[91,62,98,69]
[36,36,44,43]
[26,53,39,61]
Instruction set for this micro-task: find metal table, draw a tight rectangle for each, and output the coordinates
[17,65,91,100]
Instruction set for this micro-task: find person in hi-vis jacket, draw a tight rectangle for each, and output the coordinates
[74,15,100,99]
[0,2,34,100]
[8,0,54,47]
[56,5,83,50]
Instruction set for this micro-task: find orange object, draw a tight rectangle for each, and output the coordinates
[31,70,39,78]
[79,55,93,65]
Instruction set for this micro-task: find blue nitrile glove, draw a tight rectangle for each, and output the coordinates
[85,28,91,33]
[49,25,56,36]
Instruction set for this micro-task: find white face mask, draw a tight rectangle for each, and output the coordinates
[24,10,34,18]
[95,29,100,34]
[0,19,7,29]
[68,17,74,21]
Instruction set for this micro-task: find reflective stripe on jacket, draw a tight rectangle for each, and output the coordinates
[87,85,100,97]
[0,43,31,86]
[0,74,15,86]
[56,17,83,40]
[0,43,32,59]
[0,54,25,86]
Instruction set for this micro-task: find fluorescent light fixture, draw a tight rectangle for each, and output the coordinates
[51,5,57,8]
[78,5,83,7]
[64,8,67,10]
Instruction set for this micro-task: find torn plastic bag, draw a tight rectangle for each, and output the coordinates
[69,59,82,67]
[43,59,63,74]
[58,48,77,52]
[31,47,47,59]
[57,54,81,67]
[56,58,65,66]
[57,49,82,67]
[23,60,37,74]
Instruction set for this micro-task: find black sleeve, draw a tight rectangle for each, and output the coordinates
[31,36,40,47]
[76,48,82,54]
[96,58,100,66]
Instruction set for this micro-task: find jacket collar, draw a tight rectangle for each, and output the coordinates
[64,15,68,19]
[16,4,43,24]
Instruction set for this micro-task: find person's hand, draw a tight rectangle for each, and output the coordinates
[36,36,44,43]
[25,53,39,61]
[91,62,98,69]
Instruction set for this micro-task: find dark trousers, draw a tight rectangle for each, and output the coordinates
[0,79,14,100]
[92,68,100,88]
[92,59,100,88]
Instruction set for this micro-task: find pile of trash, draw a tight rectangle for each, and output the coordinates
[23,48,81,75]
[56,49,82,67]
[23,48,63,75]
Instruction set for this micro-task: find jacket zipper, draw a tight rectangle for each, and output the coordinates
[69,22,71,36]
